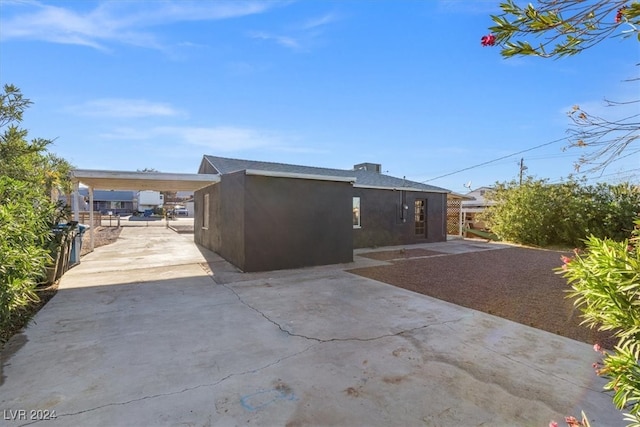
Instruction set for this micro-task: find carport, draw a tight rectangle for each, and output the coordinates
[69,169,219,252]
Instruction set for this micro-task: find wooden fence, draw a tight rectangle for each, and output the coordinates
[77,211,102,228]
[446,199,462,236]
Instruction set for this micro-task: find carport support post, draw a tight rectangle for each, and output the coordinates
[73,181,80,223]
[89,186,95,252]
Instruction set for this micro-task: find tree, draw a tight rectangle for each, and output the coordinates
[484,0,640,173]
[0,84,73,337]
[0,84,73,196]
[487,1,639,58]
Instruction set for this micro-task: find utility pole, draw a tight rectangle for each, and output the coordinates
[519,157,527,185]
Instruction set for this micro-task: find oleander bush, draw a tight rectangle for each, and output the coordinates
[482,178,640,247]
[0,83,73,341]
[0,177,53,331]
[558,220,640,426]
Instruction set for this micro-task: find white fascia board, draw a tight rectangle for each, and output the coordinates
[353,184,449,194]
[71,169,220,182]
[244,169,356,183]
[70,169,220,191]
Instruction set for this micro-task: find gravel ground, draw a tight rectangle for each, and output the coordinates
[348,246,617,349]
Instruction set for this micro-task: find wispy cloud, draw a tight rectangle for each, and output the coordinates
[100,125,292,152]
[164,126,283,151]
[249,11,340,51]
[0,0,280,50]
[66,99,184,118]
[436,0,500,14]
[249,31,301,50]
[299,13,339,31]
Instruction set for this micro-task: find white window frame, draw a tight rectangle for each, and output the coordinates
[353,197,361,228]
[203,193,209,230]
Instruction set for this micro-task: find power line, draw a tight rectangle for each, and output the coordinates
[547,168,640,184]
[421,136,568,183]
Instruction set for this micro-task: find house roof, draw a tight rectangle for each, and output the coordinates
[462,186,496,209]
[78,189,134,201]
[200,155,449,193]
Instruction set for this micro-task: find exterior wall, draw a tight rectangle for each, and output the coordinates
[198,160,219,174]
[353,188,447,248]
[194,182,221,250]
[218,171,246,268]
[242,174,353,272]
[195,172,353,272]
[195,172,447,271]
[195,171,245,268]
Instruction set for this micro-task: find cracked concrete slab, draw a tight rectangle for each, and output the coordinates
[0,227,624,426]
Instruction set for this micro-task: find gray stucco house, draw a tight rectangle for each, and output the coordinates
[195,155,450,272]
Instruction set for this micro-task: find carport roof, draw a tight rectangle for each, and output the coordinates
[71,169,220,191]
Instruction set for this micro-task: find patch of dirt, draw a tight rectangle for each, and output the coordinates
[81,226,122,256]
[0,284,58,345]
[348,246,616,349]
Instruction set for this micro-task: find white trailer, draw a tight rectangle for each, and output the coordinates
[135,190,164,213]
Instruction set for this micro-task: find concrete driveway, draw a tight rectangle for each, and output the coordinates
[1,226,623,426]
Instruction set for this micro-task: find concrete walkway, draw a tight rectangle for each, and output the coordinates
[0,227,623,426]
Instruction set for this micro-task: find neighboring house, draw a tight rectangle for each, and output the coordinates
[195,155,450,272]
[461,186,496,230]
[77,188,135,215]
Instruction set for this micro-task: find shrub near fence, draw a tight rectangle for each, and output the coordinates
[482,179,640,247]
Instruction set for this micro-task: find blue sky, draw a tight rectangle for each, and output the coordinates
[1,0,638,194]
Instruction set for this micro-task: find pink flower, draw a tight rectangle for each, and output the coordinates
[481,34,496,47]
[593,343,602,352]
[616,6,627,24]
[561,255,572,264]
[565,416,582,427]
[549,422,559,427]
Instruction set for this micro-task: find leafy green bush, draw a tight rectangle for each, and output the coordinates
[558,221,640,426]
[0,177,53,330]
[0,84,73,338]
[482,178,640,247]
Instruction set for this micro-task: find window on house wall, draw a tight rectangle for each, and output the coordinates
[203,193,210,229]
[415,199,426,236]
[353,197,361,228]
